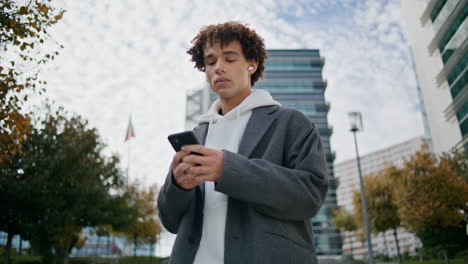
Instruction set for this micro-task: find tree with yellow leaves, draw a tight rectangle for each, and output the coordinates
[353,166,403,263]
[397,150,468,264]
[0,0,64,164]
[121,183,162,257]
[332,206,358,257]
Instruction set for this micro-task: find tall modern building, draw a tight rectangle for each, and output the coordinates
[401,0,467,152]
[185,88,211,130]
[256,49,341,257]
[186,49,341,256]
[334,137,428,259]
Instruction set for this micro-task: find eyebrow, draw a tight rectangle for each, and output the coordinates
[204,51,240,60]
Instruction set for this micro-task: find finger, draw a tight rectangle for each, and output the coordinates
[177,150,191,159]
[173,150,190,165]
[174,162,192,177]
[173,165,185,178]
[182,154,210,165]
[181,173,203,187]
[188,165,210,176]
[181,145,213,156]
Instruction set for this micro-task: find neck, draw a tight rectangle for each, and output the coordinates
[219,89,252,115]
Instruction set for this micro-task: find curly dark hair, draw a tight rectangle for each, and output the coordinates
[187,21,267,87]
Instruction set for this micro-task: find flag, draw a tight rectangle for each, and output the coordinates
[125,116,136,142]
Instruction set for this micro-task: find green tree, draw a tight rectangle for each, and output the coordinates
[0,0,64,164]
[350,190,366,245]
[0,104,136,264]
[440,149,468,257]
[0,118,41,264]
[332,206,358,257]
[397,150,468,264]
[441,149,468,183]
[120,183,162,257]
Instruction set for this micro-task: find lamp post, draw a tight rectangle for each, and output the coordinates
[348,111,374,264]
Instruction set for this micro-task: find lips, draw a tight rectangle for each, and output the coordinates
[215,77,230,85]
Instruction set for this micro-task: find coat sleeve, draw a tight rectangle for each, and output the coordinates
[157,168,195,234]
[214,122,329,221]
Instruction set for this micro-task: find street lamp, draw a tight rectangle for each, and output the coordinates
[348,111,374,264]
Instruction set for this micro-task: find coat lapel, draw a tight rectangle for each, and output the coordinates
[238,105,278,158]
[192,123,209,204]
[193,123,209,145]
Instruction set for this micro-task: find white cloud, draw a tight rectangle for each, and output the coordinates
[290,0,423,162]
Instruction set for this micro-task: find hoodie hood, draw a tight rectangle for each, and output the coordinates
[198,89,280,124]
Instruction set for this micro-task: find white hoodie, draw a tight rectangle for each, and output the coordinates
[193,89,280,264]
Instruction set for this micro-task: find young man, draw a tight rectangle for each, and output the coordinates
[157,22,329,264]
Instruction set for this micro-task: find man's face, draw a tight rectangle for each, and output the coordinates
[203,40,256,100]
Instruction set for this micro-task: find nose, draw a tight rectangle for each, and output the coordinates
[214,60,225,74]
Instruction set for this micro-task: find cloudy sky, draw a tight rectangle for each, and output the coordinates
[34,0,423,256]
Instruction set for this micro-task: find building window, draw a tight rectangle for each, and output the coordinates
[442,48,455,63]
[431,0,448,22]
[265,61,322,70]
[438,6,468,54]
[456,102,468,123]
[433,0,461,33]
[450,70,468,99]
[459,115,468,137]
[447,53,468,85]
[256,81,325,91]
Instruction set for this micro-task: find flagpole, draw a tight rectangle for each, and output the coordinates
[125,114,135,186]
[127,139,130,185]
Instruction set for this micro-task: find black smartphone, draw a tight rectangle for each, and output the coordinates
[168,131,201,153]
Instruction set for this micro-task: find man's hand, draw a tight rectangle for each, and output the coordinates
[172,149,199,190]
[181,145,224,183]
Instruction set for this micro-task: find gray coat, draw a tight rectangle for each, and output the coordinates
[157,105,329,264]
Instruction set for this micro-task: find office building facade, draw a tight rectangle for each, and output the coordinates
[401,0,467,152]
[334,137,428,258]
[185,88,211,130]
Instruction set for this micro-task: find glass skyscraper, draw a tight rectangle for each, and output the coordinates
[255,49,342,256]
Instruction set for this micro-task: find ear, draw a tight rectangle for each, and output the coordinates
[247,60,258,74]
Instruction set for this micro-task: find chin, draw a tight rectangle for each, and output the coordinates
[216,90,235,99]
[212,86,234,98]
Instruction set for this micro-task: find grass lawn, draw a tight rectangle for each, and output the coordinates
[402,260,465,264]
[3,256,170,264]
